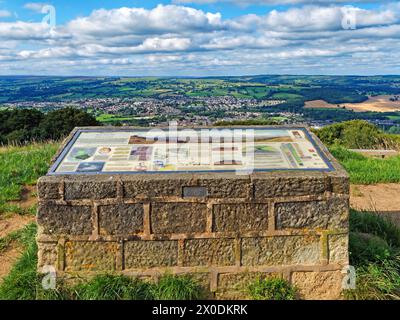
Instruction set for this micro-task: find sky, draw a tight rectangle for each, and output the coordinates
[0,0,399,76]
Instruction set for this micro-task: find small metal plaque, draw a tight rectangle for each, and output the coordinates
[183,186,208,198]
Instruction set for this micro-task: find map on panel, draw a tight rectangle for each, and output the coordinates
[50,128,332,174]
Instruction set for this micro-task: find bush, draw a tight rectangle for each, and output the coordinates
[150,274,205,300]
[350,210,400,248]
[247,277,297,300]
[315,120,399,150]
[349,232,392,266]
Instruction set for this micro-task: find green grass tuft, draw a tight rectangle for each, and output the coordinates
[150,274,205,300]
[247,277,297,300]
[345,256,400,300]
[74,275,152,300]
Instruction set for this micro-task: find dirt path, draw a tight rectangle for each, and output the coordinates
[0,185,37,281]
[0,214,35,238]
[350,184,400,225]
[0,246,24,279]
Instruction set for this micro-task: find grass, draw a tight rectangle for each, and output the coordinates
[247,277,297,300]
[149,274,205,300]
[0,142,58,215]
[345,210,400,300]
[74,275,153,300]
[0,223,36,253]
[0,223,40,300]
[349,209,400,248]
[330,146,400,184]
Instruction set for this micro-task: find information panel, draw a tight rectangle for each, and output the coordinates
[50,128,333,174]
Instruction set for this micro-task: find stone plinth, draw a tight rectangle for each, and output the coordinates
[37,126,349,300]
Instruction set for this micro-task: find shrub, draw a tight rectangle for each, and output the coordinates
[247,277,297,300]
[150,274,205,300]
[350,210,400,248]
[315,120,399,150]
[349,232,392,266]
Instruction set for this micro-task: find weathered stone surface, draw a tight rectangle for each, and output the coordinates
[64,179,117,200]
[186,273,212,297]
[254,176,327,199]
[291,270,344,300]
[275,198,349,230]
[151,203,207,234]
[183,239,235,267]
[197,177,251,198]
[330,176,350,195]
[216,272,280,300]
[213,203,268,232]
[123,177,185,198]
[124,241,178,268]
[37,242,58,269]
[37,204,93,235]
[64,241,119,271]
[328,234,349,265]
[99,203,144,235]
[241,236,320,266]
[37,178,61,199]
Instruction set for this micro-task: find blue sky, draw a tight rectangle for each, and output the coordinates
[0,1,398,76]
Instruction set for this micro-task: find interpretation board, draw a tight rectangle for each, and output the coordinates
[49,127,334,174]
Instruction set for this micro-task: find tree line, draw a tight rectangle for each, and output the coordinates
[0,107,99,145]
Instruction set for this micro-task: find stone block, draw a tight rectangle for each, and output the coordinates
[254,175,327,199]
[183,238,236,267]
[37,242,58,269]
[64,241,119,272]
[64,179,117,200]
[275,198,349,230]
[37,177,61,200]
[151,203,207,234]
[124,240,178,268]
[213,203,268,232]
[37,204,93,235]
[328,234,349,265]
[123,176,185,198]
[291,270,344,300]
[99,203,144,235]
[197,177,251,199]
[330,176,350,194]
[241,236,320,266]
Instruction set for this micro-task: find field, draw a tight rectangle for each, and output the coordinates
[1,75,400,103]
[305,95,400,113]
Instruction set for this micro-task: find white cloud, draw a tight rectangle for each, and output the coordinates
[0,2,400,75]
[174,0,391,5]
[67,5,225,37]
[0,9,11,18]
[24,2,48,13]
